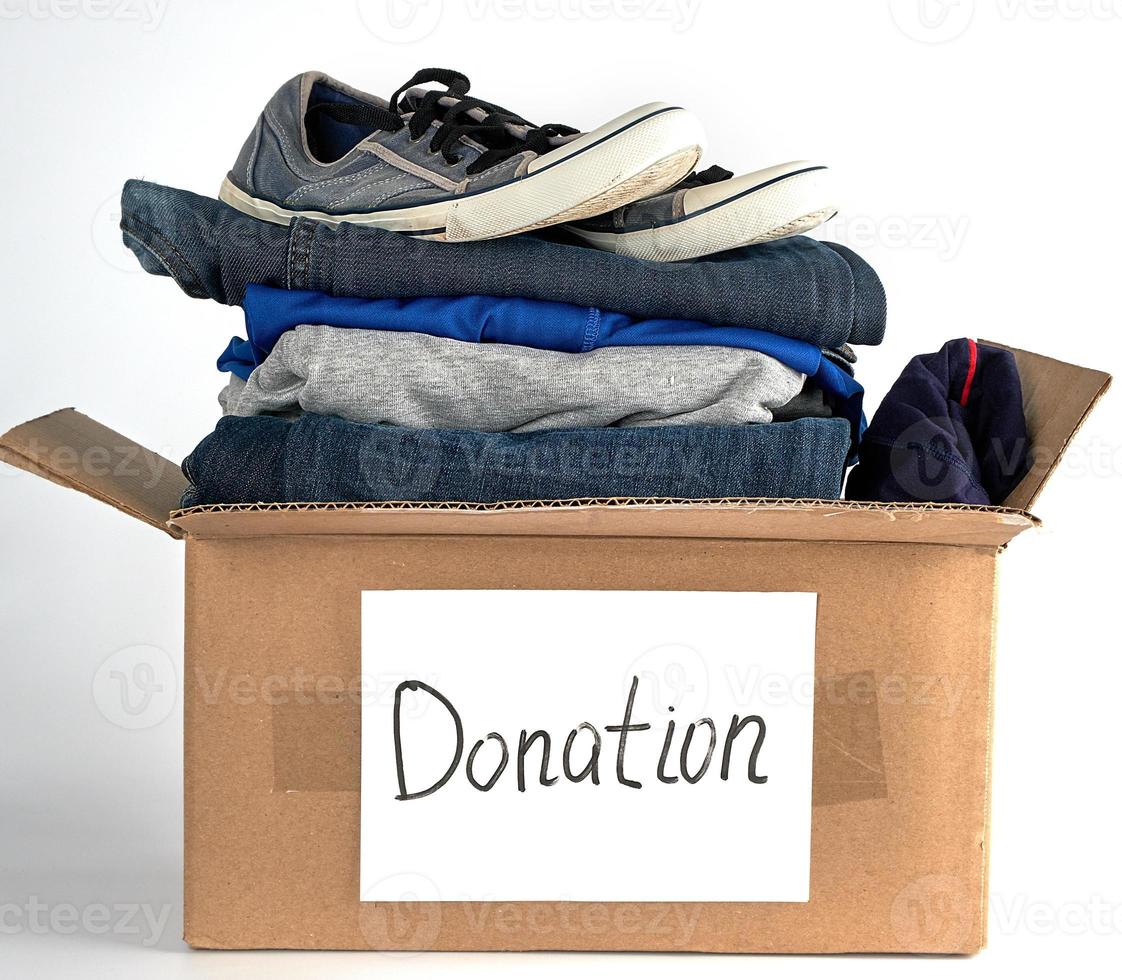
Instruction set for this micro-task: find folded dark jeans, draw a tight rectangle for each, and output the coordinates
[181,414,852,506]
[120,179,887,349]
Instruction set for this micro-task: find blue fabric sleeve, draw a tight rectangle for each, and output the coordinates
[223,284,866,443]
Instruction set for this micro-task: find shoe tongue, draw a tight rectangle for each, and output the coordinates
[396,86,428,114]
[400,86,536,160]
[400,86,493,125]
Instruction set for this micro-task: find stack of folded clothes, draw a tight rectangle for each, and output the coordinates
[121,68,905,506]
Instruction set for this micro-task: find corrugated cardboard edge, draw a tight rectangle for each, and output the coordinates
[983,341,1112,512]
[0,408,186,538]
[172,496,1026,516]
[979,557,1003,953]
[167,497,1040,548]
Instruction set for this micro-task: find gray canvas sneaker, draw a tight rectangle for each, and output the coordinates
[220,68,705,243]
[564,161,836,261]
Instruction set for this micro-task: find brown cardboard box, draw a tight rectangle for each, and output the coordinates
[0,344,1110,955]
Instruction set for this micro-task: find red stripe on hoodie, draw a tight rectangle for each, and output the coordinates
[960,338,978,406]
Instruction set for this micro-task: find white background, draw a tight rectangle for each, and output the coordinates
[360,591,817,902]
[1,0,1120,975]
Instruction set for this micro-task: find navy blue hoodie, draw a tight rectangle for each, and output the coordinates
[846,339,1031,505]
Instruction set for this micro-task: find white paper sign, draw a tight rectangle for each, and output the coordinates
[360,590,817,903]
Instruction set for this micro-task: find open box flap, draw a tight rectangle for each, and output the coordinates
[0,341,1108,545]
[0,408,187,538]
[984,341,1112,511]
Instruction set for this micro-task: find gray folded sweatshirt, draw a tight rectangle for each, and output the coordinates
[219,325,811,432]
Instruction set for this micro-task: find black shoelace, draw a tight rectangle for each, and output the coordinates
[306,68,578,175]
[678,165,734,188]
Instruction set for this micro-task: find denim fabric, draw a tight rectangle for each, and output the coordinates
[221,285,867,445]
[245,106,448,212]
[228,70,598,215]
[846,339,1031,505]
[228,72,515,213]
[120,179,887,348]
[181,414,852,506]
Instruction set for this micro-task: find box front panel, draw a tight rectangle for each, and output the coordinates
[183,534,995,953]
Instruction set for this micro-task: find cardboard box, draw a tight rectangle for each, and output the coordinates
[0,343,1110,954]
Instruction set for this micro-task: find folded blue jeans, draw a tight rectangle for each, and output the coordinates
[220,285,866,445]
[180,414,852,506]
[120,179,887,349]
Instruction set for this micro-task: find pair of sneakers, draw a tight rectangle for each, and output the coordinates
[219,68,835,263]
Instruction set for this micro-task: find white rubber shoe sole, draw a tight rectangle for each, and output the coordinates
[218,103,705,243]
[565,161,837,262]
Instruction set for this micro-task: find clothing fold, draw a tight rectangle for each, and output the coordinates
[845,339,1031,505]
[181,414,853,506]
[221,285,867,445]
[221,326,810,431]
[120,178,887,348]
